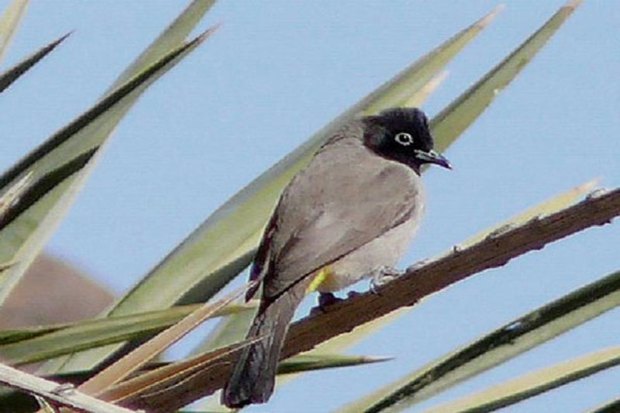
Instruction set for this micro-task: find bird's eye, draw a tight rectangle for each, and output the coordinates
[395,132,414,146]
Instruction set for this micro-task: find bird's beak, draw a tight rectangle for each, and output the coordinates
[414,149,452,169]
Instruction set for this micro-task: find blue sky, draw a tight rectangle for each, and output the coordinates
[1,1,619,412]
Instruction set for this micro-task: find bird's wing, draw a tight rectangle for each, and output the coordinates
[246,211,278,300]
[258,131,423,301]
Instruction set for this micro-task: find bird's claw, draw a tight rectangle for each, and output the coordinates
[311,292,343,315]
[319,292,343,308]
[370,266,404,294]
[347,291,362,299]
[405,259,430,273]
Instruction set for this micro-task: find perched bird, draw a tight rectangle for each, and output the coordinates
[222,107,451,407]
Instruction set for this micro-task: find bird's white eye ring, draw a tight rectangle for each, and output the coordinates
[395,132,414,146]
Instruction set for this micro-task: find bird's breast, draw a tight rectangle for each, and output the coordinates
[314,211,422,293]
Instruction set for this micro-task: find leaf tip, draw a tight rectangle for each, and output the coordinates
[402,70,449,108]
[198,22,222,41]
[59,30,73,42]
[41,31,72,54]
[576,178,601,194]
[365,355,394,364]
[477,4,505,29]
[565,0,583,10]
[429,70,449,89]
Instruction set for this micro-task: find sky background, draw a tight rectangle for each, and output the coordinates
[1,1,619,412]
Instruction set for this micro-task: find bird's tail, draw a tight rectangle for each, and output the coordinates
[222,279,309,408]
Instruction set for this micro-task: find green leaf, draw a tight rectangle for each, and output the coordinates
[100,340,260,404]
[38,2,218,374]
[0,0,215,305]
[190,299,258,354]
[0,0,215,304]
[277,353,391,376]
[106,0,216,93]
[337,269,620,413]
[360,6,502,116]
[0,171,31,223]
[0,302,251,365]
[431,0,582,153]
[78,283,252,396]
[588,396,620,413]
[0,172,32,271]
[0,32,69,93]
[0,0,29,65]
[402,70,448,108]
[192,352,380,411]
[0,302,249,346]
[0,149,95,231]
[0,30,213,308]
[425,346,620,413]
[459,179,597,248]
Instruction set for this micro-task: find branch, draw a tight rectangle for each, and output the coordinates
[0,363,136,413]
[123,188,620,412]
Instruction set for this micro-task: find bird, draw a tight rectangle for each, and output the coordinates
[222,107,451,408]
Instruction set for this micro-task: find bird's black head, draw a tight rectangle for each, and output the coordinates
[363,108,451,173]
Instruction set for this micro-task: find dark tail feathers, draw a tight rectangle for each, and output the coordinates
[222,280,309,407]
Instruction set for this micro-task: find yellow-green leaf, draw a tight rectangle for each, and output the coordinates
[431,0,582,153]
[190,300,257,355]
[100,340,260,404]
[588,396,620,413]
[29,3,215,377]
[338,269,620,413]
[107,0,216,94]
[0,32,68,93]
[460,179,597,249]
[425,346,620,413]
[0,171,31,221]
[0,0,29,65]
[0,30,213,307]
[277,353,391,375]
[362,6,502,115]
[78,283,251,396]
[191,352,390,413]
[0,301,252,346]
[402,70,448,109]
[0,301,251,365]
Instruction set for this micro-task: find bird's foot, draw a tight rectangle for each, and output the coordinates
[370,266,404,294]
[319,292,343,308]
[347,290,363,299]
[311,292,344,315]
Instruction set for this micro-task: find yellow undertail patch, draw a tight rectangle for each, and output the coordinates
[307,266,333,293]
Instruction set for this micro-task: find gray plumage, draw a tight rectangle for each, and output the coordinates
[223,108,449,407]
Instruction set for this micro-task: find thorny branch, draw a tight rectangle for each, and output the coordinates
[120,188,620,412]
